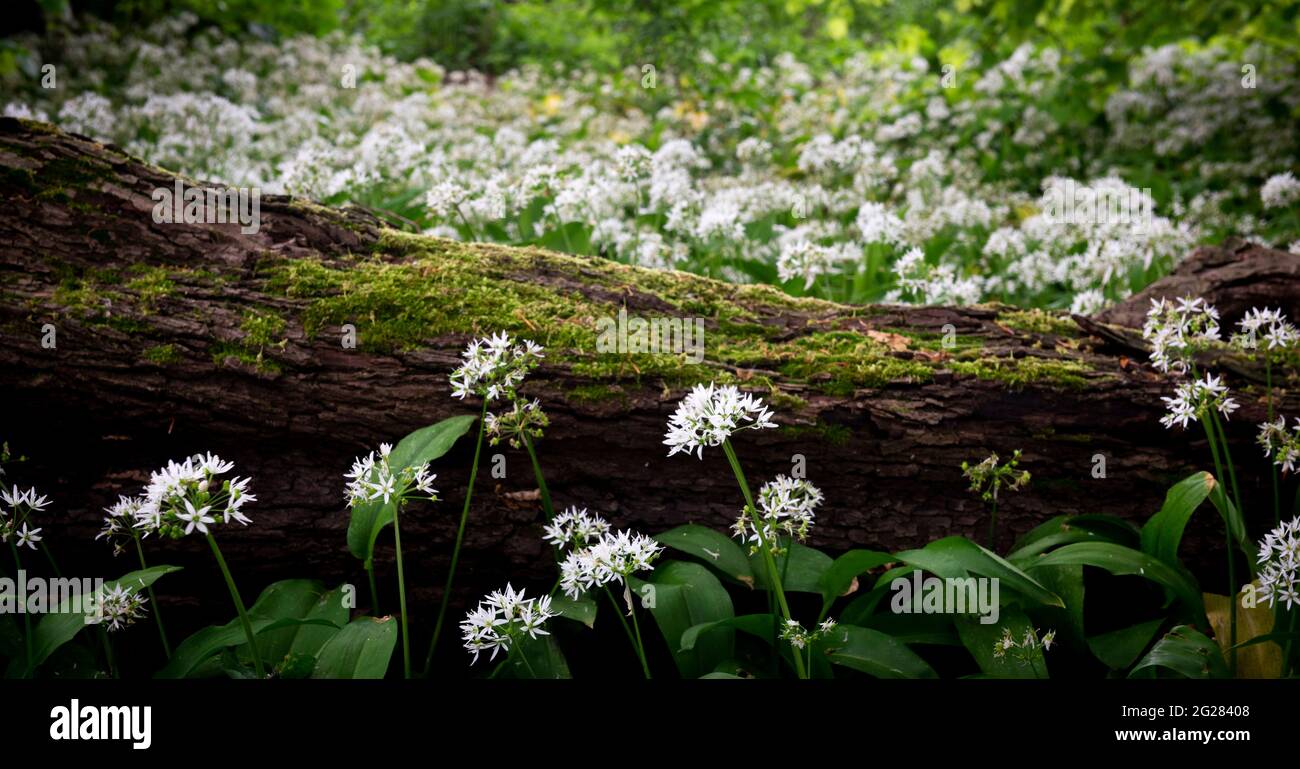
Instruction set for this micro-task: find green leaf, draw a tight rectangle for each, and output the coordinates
[633,560,735,678]
[1025,542,1206,627]
[551,595,597,628]
[25,565,181,672]
[1130,624,1228,679]
[822,624,938,679]
[1206,482,1253,564]
[346,414,477,563]
[749,540,833,594]
[311,617,398,679]
[501,632,571,679]
[1088,619,1165,670]
[655,524,754,586]
[895,536,1063,608]
[818,549,894,613]
[1007,514,1139,560]
[158,579,339,678]
[679,614,778,652]
[1140,472,1213,568]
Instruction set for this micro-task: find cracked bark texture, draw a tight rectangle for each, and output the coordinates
[2,119,1298,660]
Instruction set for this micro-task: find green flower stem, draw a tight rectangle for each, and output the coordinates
[132,533,171,658]
[1267,359,1281,526]
[393,505,412,679]
[1283,610,1297,678]
[205,533,264,678]
[10,543,32,676]
[454,203,480,242]
[523,433,554,520]
[1201,421,1237,677]
[425,400,489,675]
[366,562,380,615]
[511,636,541,679]
[627,595,652,679]
[605,586,650,678]
[986,498,999,551]
[98,627,118,679]
[40,541,63,578]
[722,439,809,680]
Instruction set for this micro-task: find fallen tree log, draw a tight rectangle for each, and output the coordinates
[2,119,1298,654]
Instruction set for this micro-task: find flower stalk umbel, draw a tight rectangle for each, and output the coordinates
[427,333,544,675]
[961,450,1030,549]
[1,477,49,674]
[98,496,172,657]
[665,382,810,678]
[461,584,558,673]
[558,527,663,677]
[1254,517,1300,675]
[132,453,264,677]
[782,618,837,676]
[345,443,439,679]
[992,626,1056,678]
[1145,295,1261,676]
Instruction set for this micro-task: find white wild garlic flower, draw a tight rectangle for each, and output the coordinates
[664,382,777,459]
[460,584,557,664]
[558,529,663,599]
[732,475,824,555]
[344,442,438,508]
[133,453,255,538]
[1255,517,1300,610]
[449,332,544,402]
[543,506,612,551]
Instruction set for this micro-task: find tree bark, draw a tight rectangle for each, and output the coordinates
[2,119,1298,644]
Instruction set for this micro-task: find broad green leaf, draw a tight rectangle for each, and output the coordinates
[1140,472,1213,568]
[1130,625,1228,679]
[679,614,777,652]
[655,524,754,586]
[158,579,340,678]
[895,536,1063,608]
[857,612,961,646]
[954,610,1046,679]
[839,565,916,625]
[311,617,398,679]
[237,580,333,664]
[632,560,735,678]
[551,595,597,628]
[822,624,938,679]
[1025,542,1206,627]
[347,414,477,563]
[501,632,571,679]
[1088,619,1164,670]
[818,549,894,613]
[1206,484,1253,565]
[1008,514,1139,561]
[24,565,181,672]
[749,540,833,594]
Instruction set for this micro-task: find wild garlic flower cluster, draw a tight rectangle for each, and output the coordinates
[460,584,557,664]
[1231,307,1298,353]
[1142,296,1222,374]
[133,453,255,538]
[1255,518,1300,610]
[1258,418,1300,474]
[87,584,149,632]
[960,451,1030,503]
[1159,374,1239,430]
[732,475,824,555]
[780,618,838,650]
[664,383,777,459]
[11,19,1299,313]
[97,495,144,556]
[558,529,664,599]
[992,626,1056,662]
[344,443,438,508]
[449,333,544,403]
[485,398,549,449]
[0,485,50,550]
[543,506,612,551]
